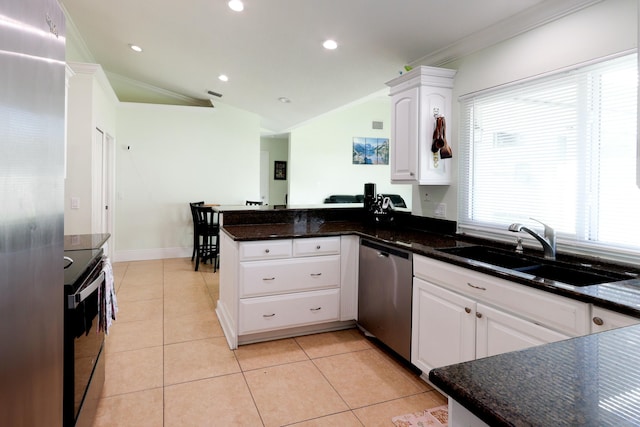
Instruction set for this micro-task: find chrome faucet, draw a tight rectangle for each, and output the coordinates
[508,218,556,260]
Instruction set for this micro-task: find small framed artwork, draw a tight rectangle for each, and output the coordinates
[274,161,287,180]
[352,137,389,165]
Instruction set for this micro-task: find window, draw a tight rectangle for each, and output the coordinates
[459,53,639,260]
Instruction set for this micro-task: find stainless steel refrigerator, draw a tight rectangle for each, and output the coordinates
[0,1,66,426]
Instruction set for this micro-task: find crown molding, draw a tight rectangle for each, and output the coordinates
[412,0,604,67]
[67,62,119,104]
[105,71,211,107]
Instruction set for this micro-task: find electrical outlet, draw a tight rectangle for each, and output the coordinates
[435,203,446,218]
[71,197,80,209]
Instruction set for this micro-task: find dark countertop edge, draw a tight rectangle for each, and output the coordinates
[63,233,111,251]
[428,370,511,427]
[221,221,640,318]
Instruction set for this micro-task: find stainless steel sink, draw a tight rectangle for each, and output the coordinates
[437,245,627,286]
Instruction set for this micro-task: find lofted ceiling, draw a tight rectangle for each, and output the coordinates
[60,0,600,134]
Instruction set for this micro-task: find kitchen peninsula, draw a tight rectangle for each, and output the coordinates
[215,205,640,426]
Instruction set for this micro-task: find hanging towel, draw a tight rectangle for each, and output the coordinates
[99,256,118,335]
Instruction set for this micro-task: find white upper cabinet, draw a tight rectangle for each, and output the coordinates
[386,66,456,185]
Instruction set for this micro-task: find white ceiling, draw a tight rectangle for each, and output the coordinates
[60,0,600,134]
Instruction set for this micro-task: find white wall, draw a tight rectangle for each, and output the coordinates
[64,63,118,235]
[414,0,637,222]
[288,95,412,206]
[260,136,289,205]
[114,102,261,261]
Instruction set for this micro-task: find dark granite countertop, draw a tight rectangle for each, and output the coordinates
[64,233,110,251]
[221,211,640,317]
[429,325,640,426]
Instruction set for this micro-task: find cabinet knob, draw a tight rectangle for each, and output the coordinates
[465,307,471,314]
[316,245,321,250]
[476,312,483,319]
[593,317,604,326]
[409,172,415,177]
[265,248,270,253]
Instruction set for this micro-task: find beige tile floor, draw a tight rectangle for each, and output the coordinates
[93,257,446,426]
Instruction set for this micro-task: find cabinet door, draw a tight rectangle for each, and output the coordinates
[475,304,569,359]
[390,87,419,182]
[412,278,476,373]
[591,306,640,333]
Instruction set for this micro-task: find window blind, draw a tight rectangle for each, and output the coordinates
[458,53,639,260]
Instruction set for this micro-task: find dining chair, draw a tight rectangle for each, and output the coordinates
[193,206,220,272]
[189,201,204,261]
[245,200,263,206]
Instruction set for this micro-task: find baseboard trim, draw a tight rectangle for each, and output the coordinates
[113,247,191,262]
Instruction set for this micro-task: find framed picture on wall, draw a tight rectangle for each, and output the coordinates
[274,161,287,180]
[352,137,389,165]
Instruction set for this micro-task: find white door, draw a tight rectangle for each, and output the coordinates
[390,87,419,182]
[260,150,269,204]
[412,278,476,373]
[92,127,114,258]
[475,304,569,359]
[92,127,104,233]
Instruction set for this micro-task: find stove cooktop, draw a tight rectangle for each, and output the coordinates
[63,248,103,289]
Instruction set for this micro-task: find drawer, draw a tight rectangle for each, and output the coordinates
[293,237,341,257]
[239,288,340,334]
[239,239,292,261]
[240,255,340,297]
[414,255,589,337]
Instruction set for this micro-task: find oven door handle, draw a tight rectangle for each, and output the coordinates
[67,271,105,310]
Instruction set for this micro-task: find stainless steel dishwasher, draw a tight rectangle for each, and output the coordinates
[358,239,413,361]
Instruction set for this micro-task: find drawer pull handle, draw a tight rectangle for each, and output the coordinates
[593,317,604,326]
[310,273,322,277]
[263,313,276,318]
[265,249,270,253]
[310,307,322,312]
[263,277,276,281]
[467,282,487,291]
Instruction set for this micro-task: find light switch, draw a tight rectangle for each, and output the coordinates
[71,197,80,209]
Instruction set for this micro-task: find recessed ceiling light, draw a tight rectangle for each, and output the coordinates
[278,97,291,103]
[323,39,338,50]
[129,44,143,53]
[218,74,229,82]
[228,0,244,12]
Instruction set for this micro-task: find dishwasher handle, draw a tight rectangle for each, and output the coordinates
[361,239,411,260]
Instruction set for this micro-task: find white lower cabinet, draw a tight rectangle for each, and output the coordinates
[412,278,570,373]
[217,235,358,349]
[412,255,587,373]
[412,278,475,372]
[475,303,569,358]
[591,306,640,333]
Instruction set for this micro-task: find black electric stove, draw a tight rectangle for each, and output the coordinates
[62,247,105,427]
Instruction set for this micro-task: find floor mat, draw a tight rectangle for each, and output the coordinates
[391,404,448,427]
